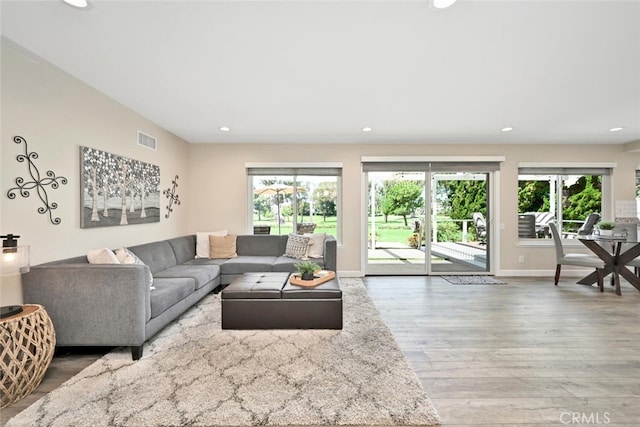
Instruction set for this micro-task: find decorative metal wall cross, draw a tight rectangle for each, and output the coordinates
[163,175,181,219]
[7,136,68,225]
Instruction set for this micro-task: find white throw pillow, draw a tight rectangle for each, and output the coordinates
[116,247,155,290]
[116,247,142,265]
[305,233,326,259]
[284,234,311,260]
[196,230,227,258]
[87,248,119,264]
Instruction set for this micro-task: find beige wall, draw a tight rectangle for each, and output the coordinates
[3,39,639,300]
[188,143,639,275]
[1,42,190,303]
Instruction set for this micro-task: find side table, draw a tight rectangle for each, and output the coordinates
[1,304,56,408]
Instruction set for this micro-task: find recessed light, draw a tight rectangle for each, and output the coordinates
[362,127,373,132]
[431,0,457,9]
[609,127,624,132]
[61,0,90,8]
[501,127,514,132]
[219,126,231,132]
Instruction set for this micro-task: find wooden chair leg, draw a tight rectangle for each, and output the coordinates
[554,264,561,285]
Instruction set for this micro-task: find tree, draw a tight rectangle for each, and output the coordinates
[313,182,337,220]
[116,157,135,225]
[82,147,107,222]
[440,180,487,220]
[381,181,423,226]
[563,175,601,220]
[518,180,550,213]
[253,196,271,220]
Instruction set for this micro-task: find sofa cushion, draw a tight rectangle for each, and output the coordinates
[183,258,226,267]
[150,277,196,318]
[167,235,197,264]
[129,241,178,274]
[272,256,325,272]
[220,256,277,275]
[236,235,288,256]
[154,264,220,290]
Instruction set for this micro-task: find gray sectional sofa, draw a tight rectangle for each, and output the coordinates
[22,234,337,360]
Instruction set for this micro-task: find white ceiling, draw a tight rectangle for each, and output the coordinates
[2,0,639,145]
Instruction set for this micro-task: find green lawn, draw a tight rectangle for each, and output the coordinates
[253,214,479,245]
[253,214,337,236]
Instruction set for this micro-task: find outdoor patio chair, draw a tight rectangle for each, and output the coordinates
[518,214,536,238]
[532,212,555,238]
[297,223,316,234]
[577,212,601,235]
[549,222,605,291]
[253,225,271,235]
[472,213,487,245]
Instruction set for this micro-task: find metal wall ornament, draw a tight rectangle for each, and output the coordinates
[163,175,181,219]
[80,146,160,228]
[7,136,68,225]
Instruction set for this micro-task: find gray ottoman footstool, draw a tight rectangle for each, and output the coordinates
[221,272,342,329]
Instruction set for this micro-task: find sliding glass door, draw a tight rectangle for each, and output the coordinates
[367,171,427,274]
[364,161,494,275]
[430,172,489,273]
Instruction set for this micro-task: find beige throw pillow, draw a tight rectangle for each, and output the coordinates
[196,230,227,258]
[209,234,238,259]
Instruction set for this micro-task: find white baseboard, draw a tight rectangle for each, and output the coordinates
[497,269,593,277]
[337,271,364,278]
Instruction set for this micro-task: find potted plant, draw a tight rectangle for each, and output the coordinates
[407,233,420,249]
[597,221,615,236]
[295,261,321,281]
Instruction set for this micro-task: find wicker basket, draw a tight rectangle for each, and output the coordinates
[1,304,56,408]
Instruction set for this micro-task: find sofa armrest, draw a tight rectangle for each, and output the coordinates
[22,264,151,347]
[324,235,337,272]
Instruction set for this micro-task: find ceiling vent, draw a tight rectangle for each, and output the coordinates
[137,131,157,151]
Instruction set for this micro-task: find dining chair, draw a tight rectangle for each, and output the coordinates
[613,222,640,276]
[549,222,605,291]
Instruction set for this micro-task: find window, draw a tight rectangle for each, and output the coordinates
[518,165,612,239]
[247,165,342,240]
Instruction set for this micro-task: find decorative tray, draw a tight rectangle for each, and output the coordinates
[289,270,336,287]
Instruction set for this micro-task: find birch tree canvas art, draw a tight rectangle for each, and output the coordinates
[80,146,160,228]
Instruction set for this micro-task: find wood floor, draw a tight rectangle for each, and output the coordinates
[2,276,639,426]
[365,276,640,426]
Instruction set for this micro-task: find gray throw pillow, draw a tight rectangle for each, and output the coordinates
[284,234,311,260]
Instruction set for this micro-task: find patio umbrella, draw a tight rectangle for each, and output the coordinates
[254,184,305,234]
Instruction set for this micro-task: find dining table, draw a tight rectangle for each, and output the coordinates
[577,235,640,295]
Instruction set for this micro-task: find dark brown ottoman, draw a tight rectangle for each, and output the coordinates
[221,272,342,329]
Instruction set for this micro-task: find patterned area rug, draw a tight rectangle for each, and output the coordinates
[442,275,506,284]
[7,278,439,427]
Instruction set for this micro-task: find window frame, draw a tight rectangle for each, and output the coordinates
[517,162,615,242]
[246,162,343,242]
